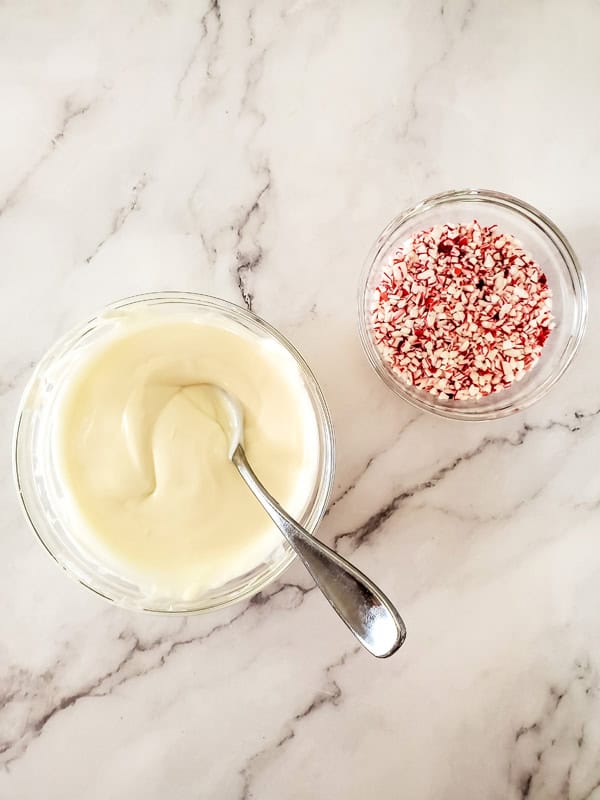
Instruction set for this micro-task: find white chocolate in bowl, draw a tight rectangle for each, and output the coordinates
[54,316,319,601]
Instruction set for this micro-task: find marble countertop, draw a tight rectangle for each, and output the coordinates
[2,1,600,798]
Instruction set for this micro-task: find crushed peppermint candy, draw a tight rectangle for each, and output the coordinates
[371,221,555,400]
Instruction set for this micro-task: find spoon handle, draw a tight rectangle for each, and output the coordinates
[232,446,406,658]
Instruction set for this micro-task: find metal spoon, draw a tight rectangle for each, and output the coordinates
[210,386,406,658]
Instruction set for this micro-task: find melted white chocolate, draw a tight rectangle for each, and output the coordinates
[56,318,319,600]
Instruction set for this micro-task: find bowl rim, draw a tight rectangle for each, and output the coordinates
[13,291,336,614]
[358,188,588,421]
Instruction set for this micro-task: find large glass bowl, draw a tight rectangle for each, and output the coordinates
[14,293,335,613]
[358,190,587,420]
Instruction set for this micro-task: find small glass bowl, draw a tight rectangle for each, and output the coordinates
[14,292,335,614]
[358,189,587,420]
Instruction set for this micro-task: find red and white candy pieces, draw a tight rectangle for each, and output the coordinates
[371,221,554,401]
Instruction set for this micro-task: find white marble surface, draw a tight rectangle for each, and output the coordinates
[2,1,600,797]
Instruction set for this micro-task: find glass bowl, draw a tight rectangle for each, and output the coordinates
[14,292,335,613]
[358,189,587,420]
